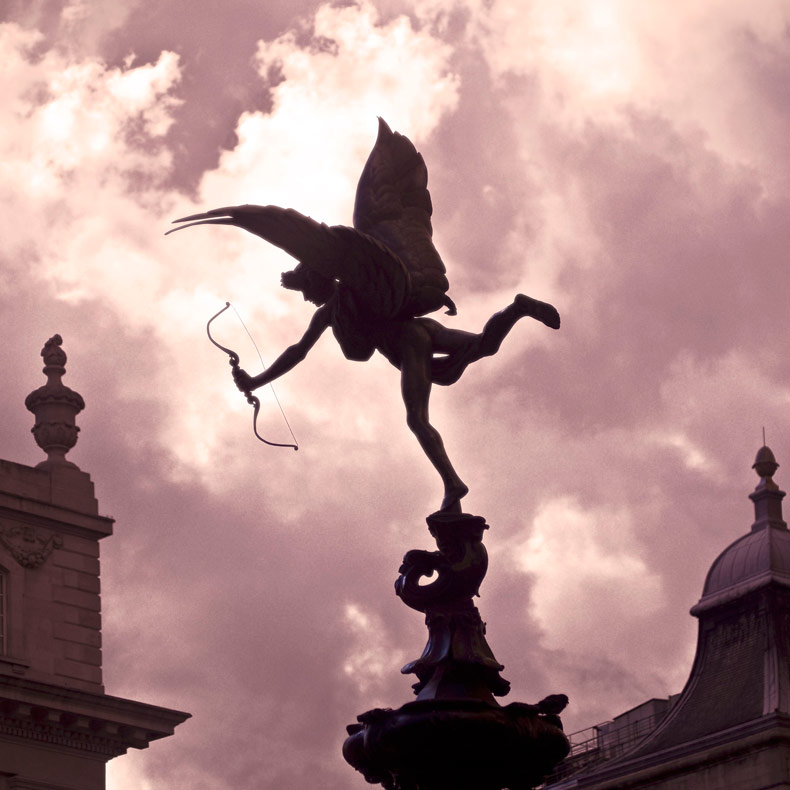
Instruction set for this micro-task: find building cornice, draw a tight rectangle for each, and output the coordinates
[0,496,113,542]
[577,711,790,788]
[0,675,190,758]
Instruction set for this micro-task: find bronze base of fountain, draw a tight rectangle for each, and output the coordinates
[343,512,569,790]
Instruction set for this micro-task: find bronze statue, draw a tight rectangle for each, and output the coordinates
[168,119,559,512]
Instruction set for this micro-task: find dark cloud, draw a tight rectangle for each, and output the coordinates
[98,0,365,192]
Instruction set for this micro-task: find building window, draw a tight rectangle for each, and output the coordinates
[0,569,6,655]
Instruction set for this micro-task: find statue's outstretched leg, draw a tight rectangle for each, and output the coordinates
[476,294,560,355]
[400,322,469,512]
[424,295,560,385]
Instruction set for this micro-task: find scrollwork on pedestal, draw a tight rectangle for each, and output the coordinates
[395,513,509,702]
[396,513,488,610]
[0,523,63,569]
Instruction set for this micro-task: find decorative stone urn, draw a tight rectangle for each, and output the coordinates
[25,335,85,469]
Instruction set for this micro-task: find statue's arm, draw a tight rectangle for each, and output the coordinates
[234,305,332,392]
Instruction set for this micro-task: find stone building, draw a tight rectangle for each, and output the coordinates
[546,445,790,789]
[0,335,189,789]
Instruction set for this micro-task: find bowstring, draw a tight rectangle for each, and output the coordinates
[229,302,299,450]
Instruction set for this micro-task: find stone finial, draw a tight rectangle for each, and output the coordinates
[749,445,786,532]
[753,445,779,480]
[24,335,85,469]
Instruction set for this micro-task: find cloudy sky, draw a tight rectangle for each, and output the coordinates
[1,0,789,787]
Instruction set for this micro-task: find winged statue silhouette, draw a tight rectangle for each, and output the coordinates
[168,118,560,513]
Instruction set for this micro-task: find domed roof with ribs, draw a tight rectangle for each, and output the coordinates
[695,445,789,612]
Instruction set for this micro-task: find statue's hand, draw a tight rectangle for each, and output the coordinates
[233,367,256,393]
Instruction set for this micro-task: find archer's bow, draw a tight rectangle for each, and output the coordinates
[206,302,298,451]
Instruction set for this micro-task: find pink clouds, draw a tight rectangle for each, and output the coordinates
[1,1,790,788]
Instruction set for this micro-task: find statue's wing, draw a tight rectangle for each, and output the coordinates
[353,118,455,316]
[167,204,410,319]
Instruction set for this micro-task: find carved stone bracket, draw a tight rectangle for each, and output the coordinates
[0,523,63,569]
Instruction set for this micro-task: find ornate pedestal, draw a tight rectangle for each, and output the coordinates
[343,513,569,790]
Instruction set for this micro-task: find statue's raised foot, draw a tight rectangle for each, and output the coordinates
[514,294,561,329]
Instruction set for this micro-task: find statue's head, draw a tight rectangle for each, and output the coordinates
[281,264,335,306]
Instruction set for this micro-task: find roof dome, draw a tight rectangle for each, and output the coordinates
[693,446,788,614]
[700,527,790,599]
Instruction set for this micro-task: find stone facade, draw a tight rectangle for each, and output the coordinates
[0,461,109,692]
[0,337,189,790]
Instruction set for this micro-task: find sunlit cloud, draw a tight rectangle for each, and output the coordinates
[513,497,664,658]
[2,3,460,483]
[200,0,460,217]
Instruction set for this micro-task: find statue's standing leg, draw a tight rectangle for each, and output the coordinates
[400,322,469,512]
